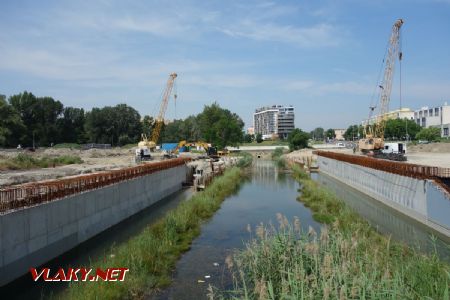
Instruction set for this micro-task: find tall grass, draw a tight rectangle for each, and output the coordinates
[212,166,450,299]
[236,152,253,168]
[63,167,244,299]
[271,147,286,168]
[0,154,83,170]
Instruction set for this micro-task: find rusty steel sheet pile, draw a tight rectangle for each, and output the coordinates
[314,151,450,179]
[0,158,190,214]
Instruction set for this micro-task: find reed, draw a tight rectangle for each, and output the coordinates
[212,165,450,299]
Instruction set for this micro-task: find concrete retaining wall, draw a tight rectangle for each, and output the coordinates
[317,156,450,238]
[0,164,187,286]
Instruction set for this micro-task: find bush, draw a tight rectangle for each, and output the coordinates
[416,127,441,142]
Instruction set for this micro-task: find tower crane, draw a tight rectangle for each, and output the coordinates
[136,73,177,161]
[359,19,404,159]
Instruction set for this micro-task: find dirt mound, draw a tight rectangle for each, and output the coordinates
[408,143,450,153]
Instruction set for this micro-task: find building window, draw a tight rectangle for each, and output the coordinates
[416,119,420,125]
[444,128,449,136]
[422,117,426,127]
[419,111,422,117]
[435,108,440,116]
[429,109,433,116]
[424,110,428,117]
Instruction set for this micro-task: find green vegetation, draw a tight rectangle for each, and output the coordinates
[416,127,441,142]
[216,165,450,299]
[310,127,324,141]
[325,128,335,139]
[0,154,83,170]
[271,147,286,168]
[385,118,422,140]
[255,133,263,143]
[287,128,310,150]
[64,166,244,299]
[236,152,254,168]
[1,93,244,149]
[344,119,422,141]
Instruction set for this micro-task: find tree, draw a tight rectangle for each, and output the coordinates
[384,118,421,140]
[416,127,441,141]
[197,102,244,149]
[325,128,336,140]
[141,115,154,138]
[288,128,310,150]
[310,127,324,141]
[85,104,142,146]
[0,95,26,147]
[256,133,263,143]
[57,107,86,143]
[244,134,254,143]
[344,125,363,140]
[9,91,63,146]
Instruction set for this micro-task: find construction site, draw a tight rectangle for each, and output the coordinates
[0,9,449,300]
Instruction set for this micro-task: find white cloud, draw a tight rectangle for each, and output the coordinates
[220,22,342,48]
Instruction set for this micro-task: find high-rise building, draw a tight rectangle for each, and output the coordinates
[254,105,295,139]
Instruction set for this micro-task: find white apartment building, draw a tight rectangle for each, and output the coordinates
[254,105,295,139]
[414,102,450,137]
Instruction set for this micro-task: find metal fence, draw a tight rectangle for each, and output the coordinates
[314,151,450,179]
[0,158,190,214]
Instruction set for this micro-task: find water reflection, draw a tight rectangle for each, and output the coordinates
[313,172,450,262]
[153,160,319,300]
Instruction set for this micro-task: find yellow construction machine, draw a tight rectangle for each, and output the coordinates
[136,73,177,161]
[358,19,406,161]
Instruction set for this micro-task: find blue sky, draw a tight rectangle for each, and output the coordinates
[1,0,450,131]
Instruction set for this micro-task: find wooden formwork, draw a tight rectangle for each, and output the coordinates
[0,158,190,214]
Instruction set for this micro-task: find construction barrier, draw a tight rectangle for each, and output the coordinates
[0,158,190,214]
[314,151,450,179]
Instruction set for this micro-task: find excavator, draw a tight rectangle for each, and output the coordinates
[358,19,407,161]
[136,73,177,162]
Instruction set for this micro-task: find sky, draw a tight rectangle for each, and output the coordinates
[1,0,450,131]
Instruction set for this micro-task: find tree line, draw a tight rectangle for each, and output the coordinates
[310,118,435,142]
[0,92,244,148]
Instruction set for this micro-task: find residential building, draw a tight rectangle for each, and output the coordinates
[414,102,450,137]
[254,105,295,139]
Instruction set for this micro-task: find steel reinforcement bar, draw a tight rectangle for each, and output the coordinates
[314,151,450,179]
[0,158,190,214]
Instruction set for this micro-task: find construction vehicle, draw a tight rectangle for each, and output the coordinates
[136,73,177,162]
[359,19,406,161]
[172,141,218,158]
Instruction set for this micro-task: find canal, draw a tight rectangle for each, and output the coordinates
[152,160,320,299]
[2,159,449,299]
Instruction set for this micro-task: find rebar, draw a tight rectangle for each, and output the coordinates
[0,158,190,214]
